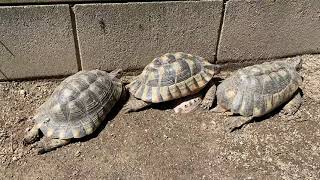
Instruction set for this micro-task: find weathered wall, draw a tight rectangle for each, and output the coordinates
[0,5,78,80]
[74,1,222,71]
[217,0,320,63]
[0,0,320,80]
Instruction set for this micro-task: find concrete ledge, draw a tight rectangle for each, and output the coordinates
[0,0,126,3]
[217,0,320,63]
[0,0,197,4]
[0,5,78,80]
[74,1,223,71]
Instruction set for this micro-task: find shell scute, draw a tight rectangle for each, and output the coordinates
[34,69,122,139]
[127,52,219,103]
[217,59,302,117]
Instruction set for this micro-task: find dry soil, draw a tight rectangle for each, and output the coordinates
[0,54,320,179]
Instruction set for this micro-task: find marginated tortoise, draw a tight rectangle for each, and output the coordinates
[123,52,220,113]
[211,57,303,131]
[23,69,125,153]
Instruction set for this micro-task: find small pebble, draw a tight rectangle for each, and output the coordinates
[25,128,30,132]
[75,150,81,157]
[19,90,26,97]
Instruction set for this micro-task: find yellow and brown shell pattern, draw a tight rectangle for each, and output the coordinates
[216,59,302,117]
[33,70,122,139]
[127,52,217,103]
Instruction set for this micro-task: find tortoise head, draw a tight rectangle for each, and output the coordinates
[212,64,221,75]
[289,57,302,71]
[109,69,122,80]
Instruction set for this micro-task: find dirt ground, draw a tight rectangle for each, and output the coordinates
[1,54,320,179]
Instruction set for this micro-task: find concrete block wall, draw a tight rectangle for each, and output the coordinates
[0,0,320,80]
[0,5,78,80]
[74,1,222,71]
[217,0,320,63]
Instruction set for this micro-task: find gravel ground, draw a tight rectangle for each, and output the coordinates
[0,54,320,179]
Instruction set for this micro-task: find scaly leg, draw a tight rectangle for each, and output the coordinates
[122,96,151,113]
[37,139,71,154]
[173,94,202,113]
[210,104,228,113]
[23,125,41,145]
[226,116,254,132]
[200,82,216,110]
[280,91,302,116]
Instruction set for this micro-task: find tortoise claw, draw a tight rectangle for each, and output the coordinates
[200,99,212,110]
[122,105,133,114]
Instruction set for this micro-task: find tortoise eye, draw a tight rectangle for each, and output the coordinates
[166,54,176,63]
[153,58,162,66]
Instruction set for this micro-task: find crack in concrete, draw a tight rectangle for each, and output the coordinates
[69,4,82,72]
[0,40,14,57]
[214,0,227,64]
[0,68,8,80]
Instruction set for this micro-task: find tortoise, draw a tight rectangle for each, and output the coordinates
[211,57,303,131]
[23,69,125,154]
[123,52,220,113]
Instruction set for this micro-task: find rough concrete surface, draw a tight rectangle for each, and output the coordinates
[217,0,320,63]
[74,1,223,71]
[0,5,78,80]
[0,54,320,179]
[0,0,195,4]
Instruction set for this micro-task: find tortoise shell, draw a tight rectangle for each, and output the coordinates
[216,58,302,117]
[33,70,122,139]
[127,52,218,103]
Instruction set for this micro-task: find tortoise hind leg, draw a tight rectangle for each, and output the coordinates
[37,139,71,154]
[23,125,41,145]
[281,91,302,116]
[226,116,254,132]
[122,96,151,113]
[200,83,217,110]
[210,104,228,113]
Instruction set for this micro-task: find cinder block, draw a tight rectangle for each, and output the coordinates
[217,0,320,63]
[74,1,223,71]
[0,5,78,80]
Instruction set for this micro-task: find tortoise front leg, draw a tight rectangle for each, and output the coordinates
[122,96,151,113]
[281,91,302,116]
[173,94,202,113]
[23,125,41,145]
[200,82,216,110]
[37,139,71,154]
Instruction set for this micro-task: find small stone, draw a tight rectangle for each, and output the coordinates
[200,122,207,130]
[72,170,78,176]
[19,90,27,97]
[75,150,81,157]
[25,128,31,132]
